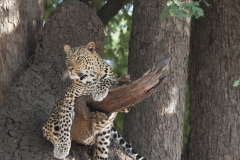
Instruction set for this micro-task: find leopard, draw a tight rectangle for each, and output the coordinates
[42,42,146,160]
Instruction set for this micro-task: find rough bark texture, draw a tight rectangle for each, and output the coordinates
[0,0,44,107]
[0,1,106,159]
[186,1,240,159]
[124,0,190,160]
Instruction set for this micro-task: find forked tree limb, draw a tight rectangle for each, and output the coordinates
[71,55,173,144]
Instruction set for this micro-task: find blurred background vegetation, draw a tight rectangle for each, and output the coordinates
[44,0,190,145]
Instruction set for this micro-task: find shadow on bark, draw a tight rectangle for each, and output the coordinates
[0,0,44,108]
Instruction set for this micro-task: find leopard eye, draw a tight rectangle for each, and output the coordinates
[76,57,81,61]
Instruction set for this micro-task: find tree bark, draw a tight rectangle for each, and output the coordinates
[124,0,190,159]
[186,1,240,159]
[0,0,44,107]
[0,1,152,159]
[0,1,105,159]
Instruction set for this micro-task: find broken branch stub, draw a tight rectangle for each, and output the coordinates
[75,54,171,116]
[71,55,172,144]
[84,55,171,113]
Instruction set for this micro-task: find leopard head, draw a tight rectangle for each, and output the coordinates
[63,42,100,84]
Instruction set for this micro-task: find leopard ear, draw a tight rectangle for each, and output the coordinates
[64,45,71,53]
[86,42,96,53]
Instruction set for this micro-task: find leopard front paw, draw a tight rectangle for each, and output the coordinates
[53,137,71,159]
[92,89,109,101]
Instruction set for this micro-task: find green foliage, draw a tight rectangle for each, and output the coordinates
[113,113,124,135]
[101,4,132,77]
[233,77,240,87]
[160,0,210,19]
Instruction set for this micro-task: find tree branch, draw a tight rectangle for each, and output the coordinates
[71,55,173,143]
[97,0,125,26]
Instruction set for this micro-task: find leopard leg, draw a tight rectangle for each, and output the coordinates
[92,112,117,160]
[42,100,62,145]
[53,102,74,159]
[93,126,111,160]
[53,86,81,159]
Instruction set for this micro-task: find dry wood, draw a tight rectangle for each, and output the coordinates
[71,55,173,143]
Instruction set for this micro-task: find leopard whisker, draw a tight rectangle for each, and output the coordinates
[61,71,69,82]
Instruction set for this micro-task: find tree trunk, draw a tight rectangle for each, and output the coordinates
[186,1,240,159]
[0,1,105,159]
[0,0,44,107]
[0,1,154,159]
[124,0,190,160]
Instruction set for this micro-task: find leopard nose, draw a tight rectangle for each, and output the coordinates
[67,67,74,72]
